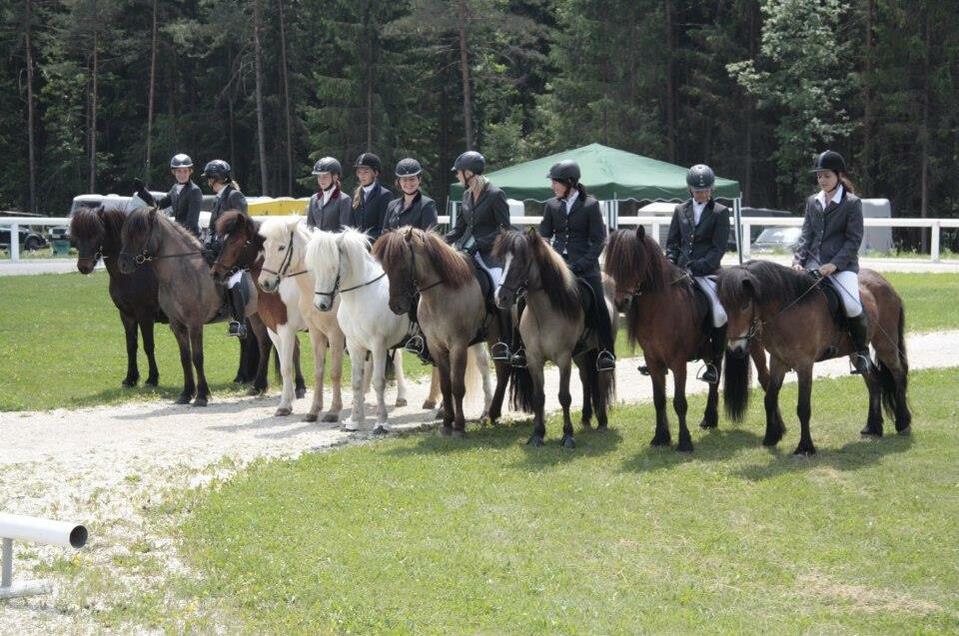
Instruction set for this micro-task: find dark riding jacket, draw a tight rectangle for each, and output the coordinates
[158,181,203,238]
[665,199,729,276]
[446,182,511,267]
[208,184,248,241]
[793,188,862,273]
[306,188,352,232]
[384,193,438,232]
[349,182,392,241]
[539,193,606,275]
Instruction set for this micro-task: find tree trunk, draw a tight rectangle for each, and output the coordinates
[252,0,269,195]
[663,0,677,162]
[457,0,474,149]
[366,0,374,150]
[145,0,158,185]
[277,0,294,193]
[861,0,875,195]
[25,0,37,212]
[920,9,931,252]
[89,31,99,193]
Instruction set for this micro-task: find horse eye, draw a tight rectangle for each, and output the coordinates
[278,246,286,251]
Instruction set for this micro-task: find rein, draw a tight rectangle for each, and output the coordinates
[260,229,308,279]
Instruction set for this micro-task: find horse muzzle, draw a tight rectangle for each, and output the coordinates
[117,254,137,274]
[313,295,333,312]
[388,297,409,316]
[76,258,95,275]
[259,273,279,293]
[727,338,749,358]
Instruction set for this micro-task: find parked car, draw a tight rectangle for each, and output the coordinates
[729,207,796,252]
[750,226,803,253]
[0,225,48,251]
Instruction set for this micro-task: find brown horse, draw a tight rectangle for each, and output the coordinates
[604,225,770,452]
[493,228,616,449]
[70,205,163,388]
[118,206,261,406]
[211,210,307,401]
[373,227,509,436]
[718,261,911,455]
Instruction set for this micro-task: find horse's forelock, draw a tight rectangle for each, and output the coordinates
[305,230,339,274]
[259,216,300,243]
[604,229,641,290]
[371,228,408,276]
[216,209,246,236]
[717,266,753,308]
[121,206,154,245]
[70,206,105,241]
[492,230,526,262]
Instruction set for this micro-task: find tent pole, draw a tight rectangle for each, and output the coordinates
[733,197,743,264]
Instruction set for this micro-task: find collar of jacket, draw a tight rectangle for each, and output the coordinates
[320,187,341,205]
[401,191,422,211]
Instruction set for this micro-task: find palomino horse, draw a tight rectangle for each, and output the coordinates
[211,210,307,403]
[118,206,262,406]
[258,216,346,423]
[493,228,617,449]
[71,205,163,388]
[374,227,508,436]
[604,225,770,452]
[305,228,412,433]
[718,261,911,455]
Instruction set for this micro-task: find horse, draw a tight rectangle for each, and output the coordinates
[717,260,911,455]
[305,228,415,434]
[373,227,508,437]
[70,205,163,388]
[603,225,770,452]
[258,216,346,423]
[211,210,307,404]
[493,228,617,449]
[118,206,262,406]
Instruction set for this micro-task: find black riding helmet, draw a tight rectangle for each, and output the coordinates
[811,150,846,174]
[312,157,342,176]
[451,151,485,174]
[201,159,231,182]
[547,159,581,183]
[354,152,382,173]
[170,153,193,169]
[686,164,715,190]
[395,158,423,177]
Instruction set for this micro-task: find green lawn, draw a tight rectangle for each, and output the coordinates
[0,271,956,411]
[174,368,959,633]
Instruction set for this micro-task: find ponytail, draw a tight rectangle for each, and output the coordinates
[839,174,856,195]
[352,185,363,209]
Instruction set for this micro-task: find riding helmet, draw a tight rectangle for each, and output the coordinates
[354,152,382,173]
[312,157,343,176]
[686,164,715,190]
[201,159,231,182]
[547,159,581,182]
[811,150,846,174]
[170,153,193,169]
[395,158,423,177]
[451,151,486,174]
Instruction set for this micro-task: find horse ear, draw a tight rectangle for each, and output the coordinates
[405,226,414,240]
[525,225,537,238]
[636,224,646,240]
[742,276,755,298]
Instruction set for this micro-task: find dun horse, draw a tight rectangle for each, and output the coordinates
[71,205,163,388]
[374,227,508,436]
[718,260,911,455]
[118,206,262,406]
[604,225,770,452]
[493,228,616,449]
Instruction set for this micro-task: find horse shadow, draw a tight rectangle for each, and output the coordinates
[513,426,625,471]
[383,417,533,457]
[619,427,765,474]
[735,431,915,481]
[111,391,271,419]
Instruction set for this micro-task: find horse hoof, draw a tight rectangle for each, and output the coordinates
[395,398,408,408]
[295,388,307,399]
[373,424,390,435]
[762,435,781,447]
[580,420,592,430]
[174,394,192,405]
[860,425,883,437]
[699,419,718,430]
[440,426,453,437]
[793,445,816,457]
[596,422,609,431]
[321,412,339,423]
[247,386,265,397]
[561,436,576,450]
[422,400,436,410]
[677,440,693,453]
[344,422,360,432]
[144,377,159,388]
[451,429,466,439]
[650,436,671,447]
[192,397,208,407]
[527,435,545,447]
[897,426,911,436]
[303,413,318,423]
[121,378,137,388]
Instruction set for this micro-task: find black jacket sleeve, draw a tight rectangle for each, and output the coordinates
[793,197,815,268]
[539,205,555,239]
[185,186,203,237]
[665,207,683,264]
[473,188,511,254]
[420,199,438,230]
[570,199,606,274]
[689,206,729,275]
[227,190,248,215]
[444,195,468,244]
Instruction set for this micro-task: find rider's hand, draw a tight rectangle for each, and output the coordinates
[792,263,804,272]
[133,177,145,190]
[818,263,837,277]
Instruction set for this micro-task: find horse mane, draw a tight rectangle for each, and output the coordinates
[419,229,473,288]
[304,229,341,276]
[338,228,374,273]
[604,228,670,294]
[259,216,303,242]
[495,229,579,320]
[718,260,819,308]
[70,206,106,241]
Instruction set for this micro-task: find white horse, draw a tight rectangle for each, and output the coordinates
[258,217,346,422]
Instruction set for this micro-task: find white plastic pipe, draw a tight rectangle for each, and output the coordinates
[0,513,87,549]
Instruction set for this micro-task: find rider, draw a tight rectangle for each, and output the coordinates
[792,150,873,375]
[386,158,439,361]
[306,157,352,231]
[201,159,250,339]
[154,153,203,237]
[445,150,514,362]
[537,160,616,372]
[663,164,730,384]
[350,152,392,241]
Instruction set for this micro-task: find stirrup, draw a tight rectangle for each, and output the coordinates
[509,347,528,369]
[849,352,874,375]
[637,361,650,376]
[596,350,616,372]
[228,320,247,339]
[490,341,511,362]
[697,363,719,384]
[404,334,425,356]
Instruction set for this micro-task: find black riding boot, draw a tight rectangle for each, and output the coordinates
[227,286,248,339]
[404,322,433,364]
[848,312,874,375]
[491,307,513,363]
[586,273,616,372]
[698,324,726,385]
[509,298,527,368]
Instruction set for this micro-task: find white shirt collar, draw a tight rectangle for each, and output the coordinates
[816,184,844,210]
[563,190,579,214]
[322,188,334,206]
[362,183,377,195]
[692,199,708,225]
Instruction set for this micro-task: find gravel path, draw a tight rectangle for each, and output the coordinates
[1,331,957,633]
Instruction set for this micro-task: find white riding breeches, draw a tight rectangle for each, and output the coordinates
[807,260,863,317]
[694,275,727,328]
[227,270,244,289]
[473,252,502,288]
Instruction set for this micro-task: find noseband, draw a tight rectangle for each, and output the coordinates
[260,229,308,279]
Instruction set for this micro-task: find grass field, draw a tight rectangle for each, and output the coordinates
[0,271,957,411]
[169,368,959,633]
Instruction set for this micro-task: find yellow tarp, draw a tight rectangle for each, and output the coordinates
[247,196,311,216]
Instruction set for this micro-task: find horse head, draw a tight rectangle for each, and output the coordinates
[258,216,304,293]
[372,227,416,316]
[70,206,107,274]
[604,225,664,302]
[492,229,533,309]
[212,210,257,283]
[717,266,760,357]
[305,229,342,312]
[118,207,160,274]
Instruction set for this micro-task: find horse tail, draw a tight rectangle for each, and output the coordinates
[878,304,911,429]
[461,345,486,416]
[722,349,752,422]
[385,349,396,381]
[508,364,536,414]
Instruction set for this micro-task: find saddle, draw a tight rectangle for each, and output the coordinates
[815,280,848,362]
[569,277,600,358]
[472,262,495,313]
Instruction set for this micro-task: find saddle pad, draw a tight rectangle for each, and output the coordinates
[820,283,846,328]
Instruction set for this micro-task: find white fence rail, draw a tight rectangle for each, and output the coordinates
[4,215,958,263]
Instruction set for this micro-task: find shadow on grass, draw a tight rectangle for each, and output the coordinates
[736,430,915,481]
[619,427,766,473]
[384,417,535,456]
[68,381,253,411]
[513,426,625,470]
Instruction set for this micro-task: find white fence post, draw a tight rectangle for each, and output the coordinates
[651,222,660,244]
[931,220,941,262]
[741,221,751,260]
[9,222,19,262]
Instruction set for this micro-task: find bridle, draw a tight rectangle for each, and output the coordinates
[260,229,308,279]
[118,215,203,268]
[403,232,443,298]
[314,246,387,304]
